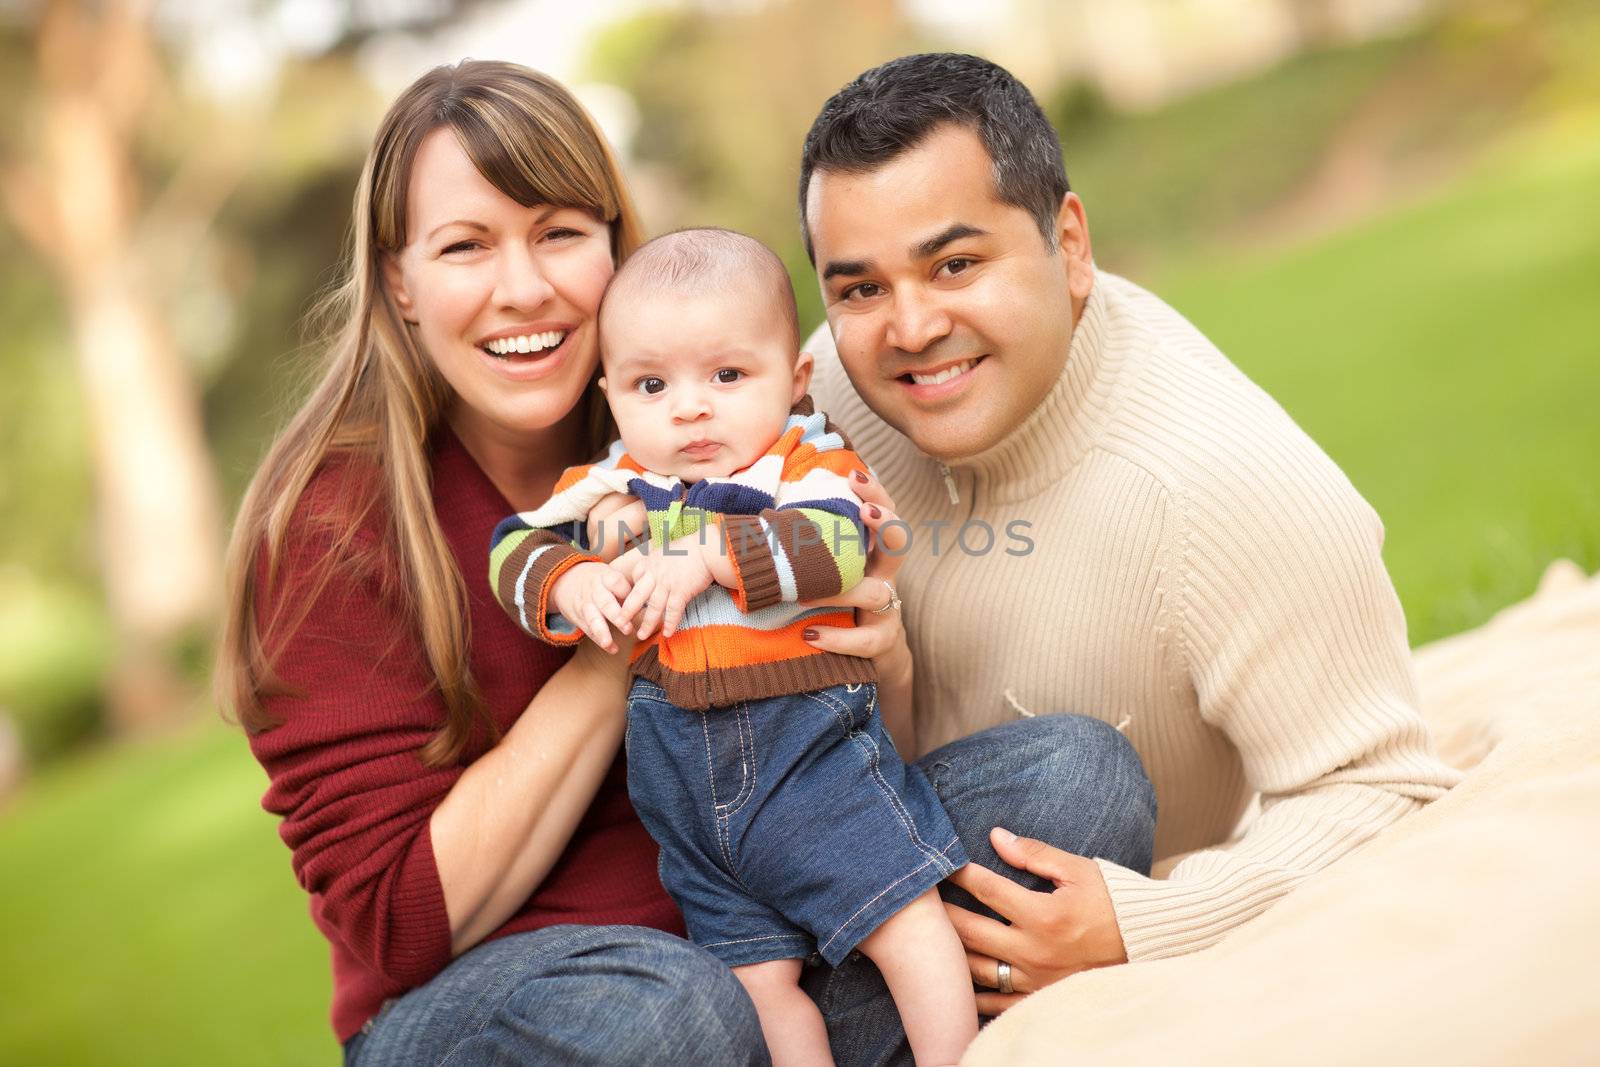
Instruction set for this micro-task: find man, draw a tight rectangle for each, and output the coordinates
[799,53,1460,1012]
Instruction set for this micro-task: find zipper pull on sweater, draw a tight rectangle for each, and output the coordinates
[939,462,961,505]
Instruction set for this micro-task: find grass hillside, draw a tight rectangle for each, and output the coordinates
[1153,116,1600,644]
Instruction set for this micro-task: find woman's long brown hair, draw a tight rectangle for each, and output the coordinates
[217,61,645,765]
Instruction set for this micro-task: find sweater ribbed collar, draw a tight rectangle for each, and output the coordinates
[947,268,1127,503]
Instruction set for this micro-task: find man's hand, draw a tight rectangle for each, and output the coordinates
[946,827,1127,1016]
[586,494,648,563]
[612,535,718,641]
[550,561,633,653]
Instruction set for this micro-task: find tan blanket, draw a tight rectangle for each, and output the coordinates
[964,560,1600,1066]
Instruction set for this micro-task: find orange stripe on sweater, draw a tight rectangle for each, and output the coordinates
[631,612,855,674]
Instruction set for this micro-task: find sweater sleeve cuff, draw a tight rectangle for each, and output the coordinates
[530,548,598,644]
[1095,857,1283,961]
[720,514,783,612]
[389,814,456,979]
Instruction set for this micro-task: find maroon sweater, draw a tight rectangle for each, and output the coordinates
[248,428,682,1042]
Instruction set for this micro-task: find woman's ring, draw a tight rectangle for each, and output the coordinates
[996,959,1014,994]
[870,577,902,614]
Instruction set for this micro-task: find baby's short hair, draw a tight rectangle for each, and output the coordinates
[601,227,800,352]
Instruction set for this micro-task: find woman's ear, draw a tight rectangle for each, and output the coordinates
[381,253,418,323]
[791,349,815,405]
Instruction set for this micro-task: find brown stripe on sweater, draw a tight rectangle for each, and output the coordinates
[721,514,784,611]
[762,509,844,601]
[631,643,876,711]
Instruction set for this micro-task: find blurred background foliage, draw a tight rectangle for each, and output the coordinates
[0,0,1596,1062]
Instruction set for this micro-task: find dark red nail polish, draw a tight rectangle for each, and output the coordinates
[803,628,819,641]
[868,504,881,519]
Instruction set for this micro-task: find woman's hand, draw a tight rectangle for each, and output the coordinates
[801,469,909,663]
[948,827,1128,1015]
[802,469,917,751]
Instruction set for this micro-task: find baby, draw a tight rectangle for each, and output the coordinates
[489,229,976,1066]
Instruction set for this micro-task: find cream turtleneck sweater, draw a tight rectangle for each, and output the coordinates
[806,269,1461,960]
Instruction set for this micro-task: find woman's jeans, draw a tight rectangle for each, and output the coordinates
[344,714,1156,1067]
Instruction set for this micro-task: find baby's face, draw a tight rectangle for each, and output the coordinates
[601,288,810,482]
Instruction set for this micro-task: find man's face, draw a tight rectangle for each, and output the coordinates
[600,287,810,483]
[806,123,1092,461]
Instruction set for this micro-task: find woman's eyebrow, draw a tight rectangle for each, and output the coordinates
[426,219,488,241]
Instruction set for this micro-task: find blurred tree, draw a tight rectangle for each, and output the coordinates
[2,0,225,731]
[588,0,931,333]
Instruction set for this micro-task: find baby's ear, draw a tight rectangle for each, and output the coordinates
[791,349,815,405]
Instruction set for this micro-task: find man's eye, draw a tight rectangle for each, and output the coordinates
[844,282,882,302]
[635,377,666,395]
[714,369,742,384]
[940,257,973,277]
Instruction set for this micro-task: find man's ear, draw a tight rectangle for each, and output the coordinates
[381,253,418,322]
[791,349,815,405]
[1053,192,1094,304]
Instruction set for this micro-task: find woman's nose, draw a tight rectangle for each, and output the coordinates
[494,245,556,310]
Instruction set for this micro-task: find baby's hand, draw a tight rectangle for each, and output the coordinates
[586,494,649,563]
[551,561,634,653]
[612,536,716,641]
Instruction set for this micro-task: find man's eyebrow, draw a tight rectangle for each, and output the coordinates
[821,223,990,282]
[822,258,871,282]
[914,223,987,259]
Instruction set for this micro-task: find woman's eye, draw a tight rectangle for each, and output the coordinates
[714,369,743,384]
[544,227,582,242]
[635,377,666,395]
[441,240,481,255]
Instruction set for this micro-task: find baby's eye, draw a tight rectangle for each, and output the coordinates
[714,368,743,384]
[635,377,666,395]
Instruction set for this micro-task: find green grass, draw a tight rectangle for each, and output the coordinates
[1153,114,1600,644]
[0,722,332,1065]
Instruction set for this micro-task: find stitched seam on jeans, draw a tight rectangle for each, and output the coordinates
[801,686,855,739]
[702,932,810,948]
[849,725,943,862]
[817,838,962,956]
[716,702,756,817]
[701,714,742,881]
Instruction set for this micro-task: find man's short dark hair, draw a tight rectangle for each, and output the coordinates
[798,53,1070,263]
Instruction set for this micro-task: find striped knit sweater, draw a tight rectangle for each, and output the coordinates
[806,268,1462,960]
[489,399,874,709]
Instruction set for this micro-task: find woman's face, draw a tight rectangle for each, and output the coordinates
[384,127,614,456]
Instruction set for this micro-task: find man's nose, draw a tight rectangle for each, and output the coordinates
[884,288,952,354]
[493,244,556,311]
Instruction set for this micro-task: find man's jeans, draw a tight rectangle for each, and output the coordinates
[344,713,1156,1066]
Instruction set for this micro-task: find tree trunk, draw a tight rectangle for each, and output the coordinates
[5,0,223,731]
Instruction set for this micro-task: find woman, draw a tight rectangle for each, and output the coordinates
[220,60,1154,1066]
